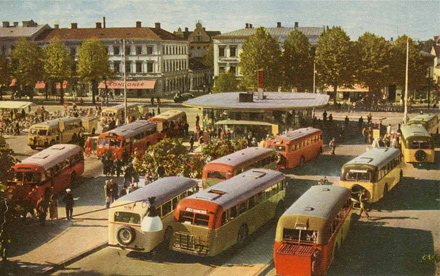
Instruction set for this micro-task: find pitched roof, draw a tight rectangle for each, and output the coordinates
[214,26,324,42]
[0,25,49,38]
[37,26,184,42]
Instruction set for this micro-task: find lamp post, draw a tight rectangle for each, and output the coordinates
[122,39,127,124]
[313,61,316,93]
[403,38,409,124]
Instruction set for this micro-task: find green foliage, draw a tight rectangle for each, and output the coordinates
[0,55,10,99]
[390,35,428,92]
[43,39,74,104]
[10,38,44,97]
[202,44,214,70]
[212,71,240,93]
[77,39,110,104]
[419,39,434,53]
[421,254,440,264]
[316,26,354,104]
[354,32,392,101]
[239,27,281,90]
[281,30,313,91]
[202,139,248,160]
[0,151,15,199]
[185,154,206,178]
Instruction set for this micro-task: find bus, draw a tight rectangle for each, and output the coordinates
[108,177,199,252]
[407,114,439,135]
[8,144,84,206]
[202,147,277,188]
[172,169,285,257]
[97,120,158,160]
[148,110,187,139]
[400,124,435,163]
[274,185,352,276]
[264,127,323,169]
[100,103,149,127]
[28,117,82,149]
[339,147,403,203]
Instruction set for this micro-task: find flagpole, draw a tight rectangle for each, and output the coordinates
[403,38,409,124]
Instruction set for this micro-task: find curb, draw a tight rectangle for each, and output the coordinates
[42,242,107,275]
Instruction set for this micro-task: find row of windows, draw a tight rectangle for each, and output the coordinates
[378,155,402,180]
[163,45,188,55]
[163,59,187,72]
[238,154,277,172]
[218,45,237,57]
[49,151,83,179]
[219,65,237,75]
[112,61,154,74]
[158,186,199,218]
[290,135,322,152]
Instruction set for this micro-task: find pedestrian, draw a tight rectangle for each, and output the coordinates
[36,194,49,226]
[132,170,139,187]
[119,185,128,198]
[387,124,392,135]
[115,157,122,178]
[63,189,74,220]
[328,114,333,123]
[203,129,210,145]
[329,138,336,155]
[124,165,133,186]
[104,180,111,208]
[358,191,371,220]
[358,116,363,128]
[322,111,327,123]
[362,127,368,143]
[345,115,349,127]
[189,135,194,152]
[367,112,372,123]
[195,114,200,126]
[49,193,58,223]
[157,103,161,115]
[220,129,225,140]
[226,129,231,140]
[128,183,138,194]
[217,126,222,139]
[150,97,155,106]
[110,179,119,202]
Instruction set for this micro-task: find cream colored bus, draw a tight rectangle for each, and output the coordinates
[108,177,199,252]
[100,103,148,127]
[400,124,435,163]
[28,117,82,149]
[339,147,403,203]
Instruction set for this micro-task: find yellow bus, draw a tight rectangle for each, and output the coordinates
[407,114,439,135]
[28,117,82,149]
[100,103,148,127]
[339,147,403,203]
[400,124,435,163]
[108,177,199,252]
[172,169,285,257]
[274,185,352,276]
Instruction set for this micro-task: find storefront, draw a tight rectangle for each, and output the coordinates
[98,80,156,98]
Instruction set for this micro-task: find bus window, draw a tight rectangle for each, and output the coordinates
[99,138,109,147]
[283,228,317,243]
[172,197,178,209]
[114,211,141,224]
[194,214,210,227]
[271,146,285,152]
[110,139,121,148]
[179,211,194,224]
[207,171,226,180]
[345,171,370,181]
[161,201,172,217]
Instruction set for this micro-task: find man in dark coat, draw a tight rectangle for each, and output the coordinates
[63,189,74,220]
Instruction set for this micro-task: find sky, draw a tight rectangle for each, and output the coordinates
[0,0,439,41]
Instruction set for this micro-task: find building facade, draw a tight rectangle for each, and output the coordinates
[37,21,189,97]
[212,22,325,77]
[174,22,220,58]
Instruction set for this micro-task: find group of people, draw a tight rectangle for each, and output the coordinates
[104,179,137,208]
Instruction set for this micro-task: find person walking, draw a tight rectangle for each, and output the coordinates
[104,180,111,209]
[195,114,200,126]
[329,138,336,155]
[322,111,327,123]
[63,189,74,220]
[49,193,58,223]
[358,191,371,220]
[36,194,49,226]
[110,179,119,202]
[189,135,194,152]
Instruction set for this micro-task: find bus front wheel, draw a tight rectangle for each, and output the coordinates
[237,224,248,245]
[116,226,136,245]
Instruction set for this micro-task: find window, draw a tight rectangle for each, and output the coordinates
[70,47,76,56]
[114,46,120,55]
[345,171,370,181]
[283,228,317,243]
[194,214,210,226]
[229,66,236,74]
[219,66,225,73]
[161,201,172,217]
[125,62,131,73]
[136,62,142,73]
[125,46,131,55]
[207,171,226,180]
[147,62,153,73]
[219,46,225,57]
[147,46,153,55]
[136,46,142,55]
[230,46,237,57]
[114,61,120,73]
[114,212,141,224]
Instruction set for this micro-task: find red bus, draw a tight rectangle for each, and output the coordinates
[264,127,323,169]
[97,120,158,160]
[274,185,353,276]
[148,110,187,139]
[8,144,84,206]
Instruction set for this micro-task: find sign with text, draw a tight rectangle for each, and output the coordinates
[98,80,156,89]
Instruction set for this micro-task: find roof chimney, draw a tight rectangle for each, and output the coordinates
[294,22,299,29]
[2,21,9,28]
[71,23,78,29]
[96,22,102,29]
[155,22,161,29]
[103,16,106,28]
[277,22,281,28]
[13,22,18,27]
[136,21,141,28]
[390,37,394,42]
[245,23,249,29]
[54,24,59,29]
[185,27,188,32]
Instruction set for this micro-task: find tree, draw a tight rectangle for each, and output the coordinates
[202,44,214,70]
[281,30,314,91]
[0,55,10,100]
[10,38,44,99]
[212,71,240,93]
[355,32,392,102]
[77,39,110,104]
[390,35,428,96]
[43,39,74,104]
[316,26,354,104]
[419,39,434,53]
[239,27,281,90]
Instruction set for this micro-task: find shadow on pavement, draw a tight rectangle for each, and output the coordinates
[285,154,354,177]
[327,221,435,276]
[371,177,440,211]
[53,270,105,276]
[0,260,54,276]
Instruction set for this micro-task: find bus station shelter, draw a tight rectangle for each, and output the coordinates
[184,92,329,141]
[0,101,39,119]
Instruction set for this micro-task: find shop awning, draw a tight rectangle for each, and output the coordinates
[35,81,46,89]
[215,120,275,126]
[9,78,17,87]
[98,80,156,90]
[56,81,68,89]
[326,84,369,93]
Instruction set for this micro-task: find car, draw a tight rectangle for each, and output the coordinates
[174,93,194,103]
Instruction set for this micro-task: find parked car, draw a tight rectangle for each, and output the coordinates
[174,93,194,103]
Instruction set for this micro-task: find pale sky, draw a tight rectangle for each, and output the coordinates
[0,0,439,41]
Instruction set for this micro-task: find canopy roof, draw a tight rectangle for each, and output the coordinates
[0,101,38,110]
[215,120,275,126]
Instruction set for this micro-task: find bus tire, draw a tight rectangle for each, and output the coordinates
[116,226,136,245]
[30,145,36,150]
[237,224,248,245]
[415,150,427,161]
[383,183,389,197]
[275,201,285,219]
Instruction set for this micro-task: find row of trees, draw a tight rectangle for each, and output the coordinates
[0,38,111,104]
[213,26,428,104]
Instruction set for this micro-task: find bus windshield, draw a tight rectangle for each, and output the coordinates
[99,138,109,147]
[410,140,431,149]
[179,211,210,227]
[14,171,41,183]
[271,146,286,152]
[207,171,226,180]
[283,228,318,243]
[109,139,122,148]
[345,170,371,181]
[114,211,141,224]
[30,129,47,136]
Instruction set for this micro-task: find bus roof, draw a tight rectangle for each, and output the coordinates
[102,103,142,112]
[206,147,274,167]
[276,127,321,141]
[149,110,185,121]
[282,185,351,221]
[102,120,156,139]
[188,169,284,210]
[32,117,80,128]
[401,124,432,139]
[116,177,198,207]
[344,147,401,169]
[18,144,82,170]
[408,114,437,125]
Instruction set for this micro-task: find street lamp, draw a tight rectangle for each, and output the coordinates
[403,38,409,124]
[122,39,127,124]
